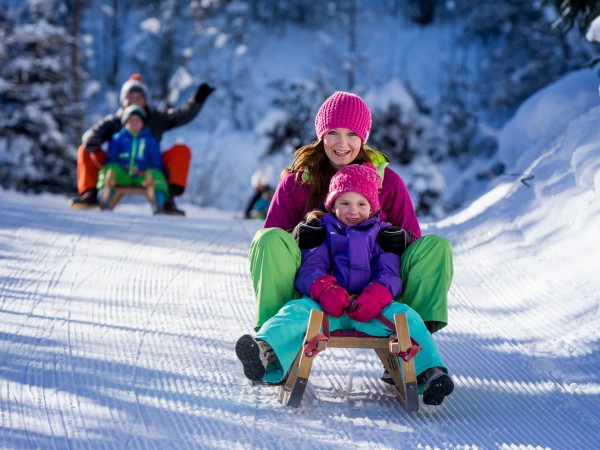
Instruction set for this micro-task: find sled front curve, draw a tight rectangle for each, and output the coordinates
[278,309,419,413]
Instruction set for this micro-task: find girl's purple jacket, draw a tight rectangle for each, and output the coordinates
[295,213,402,298]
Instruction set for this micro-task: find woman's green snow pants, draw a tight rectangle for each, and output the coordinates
[249,228,453,331]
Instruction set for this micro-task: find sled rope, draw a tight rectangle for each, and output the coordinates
[303,314,422,361]
[395,337,421,362]
[303,314,331,357]
[303,333,328,357]
[89,151,104,170]
[377,315,422,362]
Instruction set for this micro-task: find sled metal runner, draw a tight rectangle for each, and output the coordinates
[101,168,158,213]
[278,309,419,412]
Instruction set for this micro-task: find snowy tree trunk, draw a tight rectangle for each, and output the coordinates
[71,0,83,138]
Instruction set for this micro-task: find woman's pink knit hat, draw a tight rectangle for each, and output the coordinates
[325,163,381,213]
[315,91,372,143]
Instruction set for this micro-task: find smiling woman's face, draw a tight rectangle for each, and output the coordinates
[322,128,362,170]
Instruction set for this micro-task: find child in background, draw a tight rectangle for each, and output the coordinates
[248,187,274,219]
[236,163,454,406]
[96,105,169,213]
[244,168,274,219]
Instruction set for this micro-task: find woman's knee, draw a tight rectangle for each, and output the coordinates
[419,235,452,253]
[251,228,299,257]
[252,227,288,245]
[163,143,192,164]
[402,234,453,276]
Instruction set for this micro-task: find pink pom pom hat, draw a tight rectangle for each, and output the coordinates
[314,91,372,143]
[324,163,382,213]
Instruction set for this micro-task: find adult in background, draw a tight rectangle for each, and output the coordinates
[70,73,215,215]
[249,91,453,335]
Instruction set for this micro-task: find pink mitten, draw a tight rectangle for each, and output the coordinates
[347,282,392,322]
[310,275,350,317]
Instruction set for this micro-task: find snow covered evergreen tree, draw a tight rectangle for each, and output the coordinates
[457,0,593,121]
[0,0,595,216]
[0,1,78,193]
[261,80,325,156]
[544,0,600,34]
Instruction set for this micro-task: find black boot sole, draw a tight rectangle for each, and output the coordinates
[380,369,394,385]
[423,374,454,406]
[235,335,266,381]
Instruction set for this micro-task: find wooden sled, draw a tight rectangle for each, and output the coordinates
[278,309,420,412]
[101,168,157,213]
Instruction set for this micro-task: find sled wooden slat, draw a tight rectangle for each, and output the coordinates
[278,309,324,407]
[393,312,419,412]
[278,310,420,413]
[328,336,391,349]
[104,169,157,212]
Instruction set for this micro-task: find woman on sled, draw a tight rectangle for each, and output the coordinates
[236,163,454,405]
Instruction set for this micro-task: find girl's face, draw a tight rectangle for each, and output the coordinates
[323,128,362,170]
[333,192,371,226]
[125,114,144,134]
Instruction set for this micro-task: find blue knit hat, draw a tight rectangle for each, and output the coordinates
[121,105,147,125]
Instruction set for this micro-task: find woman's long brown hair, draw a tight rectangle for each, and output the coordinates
[281,139,376,211]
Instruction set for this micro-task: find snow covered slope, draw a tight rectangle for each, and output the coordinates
[1,71,599,448]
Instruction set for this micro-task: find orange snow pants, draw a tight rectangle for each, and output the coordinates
[76,143,191,195]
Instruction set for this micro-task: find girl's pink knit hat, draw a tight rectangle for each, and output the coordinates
[315,92,372,143]
[325,163,381,213]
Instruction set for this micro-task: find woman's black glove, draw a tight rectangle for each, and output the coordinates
[376,226,415,256]
[194,83,215,103]
[292,218,326,249]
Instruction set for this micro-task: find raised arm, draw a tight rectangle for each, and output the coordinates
[162,83,215,130]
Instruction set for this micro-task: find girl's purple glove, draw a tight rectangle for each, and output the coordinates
[310,275,350,318]
[347,282,392,323]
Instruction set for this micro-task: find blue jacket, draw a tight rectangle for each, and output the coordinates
[106,127,163,173]
[295,213,402,297]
